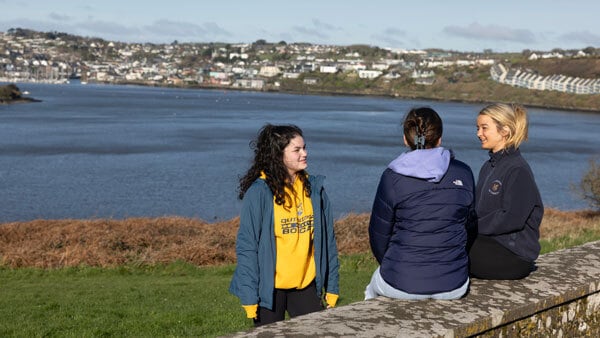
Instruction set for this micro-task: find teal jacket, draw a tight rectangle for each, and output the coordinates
[229,175,339,310]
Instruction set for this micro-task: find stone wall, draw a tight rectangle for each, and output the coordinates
[228,240,600,337]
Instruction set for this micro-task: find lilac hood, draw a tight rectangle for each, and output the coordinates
[388,147,451,183]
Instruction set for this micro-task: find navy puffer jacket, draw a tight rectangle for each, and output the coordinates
[369,147,475,294]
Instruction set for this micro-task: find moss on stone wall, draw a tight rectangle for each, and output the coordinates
[479,293,600,337]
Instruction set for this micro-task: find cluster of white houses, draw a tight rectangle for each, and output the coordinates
[490,63,600,95]
[1,31,507,90]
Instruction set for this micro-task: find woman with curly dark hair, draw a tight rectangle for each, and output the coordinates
[229,123,339,327]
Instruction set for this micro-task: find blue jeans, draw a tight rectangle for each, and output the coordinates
[364,267,469,300]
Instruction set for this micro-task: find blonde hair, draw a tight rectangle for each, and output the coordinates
[479,103,529,149]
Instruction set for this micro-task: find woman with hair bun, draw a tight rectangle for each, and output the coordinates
[229,123,339,326]
[469,103,544,280]
[365,107,475,300]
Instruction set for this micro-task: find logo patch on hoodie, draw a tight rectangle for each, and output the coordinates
[489,180,502,195]
[453,179,463,186]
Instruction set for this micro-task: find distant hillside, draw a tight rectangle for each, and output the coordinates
[279,62,600,112]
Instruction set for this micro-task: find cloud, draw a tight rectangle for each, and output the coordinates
[144,20,232,40]
[311,19,337,31]
[292,25,328,40]
[558,30,600,46]
[0,16,234,43]
[290,18,342,42]
[277,32,295,43]
[72,20,233,43]
[371,28,408,47]
[201,22,233,38]
[0,18,67,34]
[383,28,407,37]
[49,12,72,21]
[443,22,536,44]
[78,20,141,38]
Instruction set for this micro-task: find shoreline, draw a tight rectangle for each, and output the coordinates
[276,88,600,114]
[4,79,600,114]
[0,97,41,104]
[112,80,600,114]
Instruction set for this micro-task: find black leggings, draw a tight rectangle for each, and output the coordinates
[254,281,324,327]
[468,235,534,280]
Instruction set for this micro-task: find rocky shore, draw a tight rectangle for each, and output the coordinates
[0,83,40,104]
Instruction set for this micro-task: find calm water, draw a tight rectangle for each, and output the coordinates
[1,82,599,222]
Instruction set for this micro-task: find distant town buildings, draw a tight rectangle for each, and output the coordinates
[1,29,598,94]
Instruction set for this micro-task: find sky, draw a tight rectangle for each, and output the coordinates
[2,0,600,53]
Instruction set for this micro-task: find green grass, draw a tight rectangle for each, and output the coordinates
[1,234,597,338]
[0,262,242,337]
[540,229,600,254]
[0,256,377,338]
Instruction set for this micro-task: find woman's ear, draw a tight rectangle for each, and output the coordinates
[403,135,409,147]
[436,137,442,147]
[501,126,510,137]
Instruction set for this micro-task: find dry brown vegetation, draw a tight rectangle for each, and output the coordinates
[0,208,598,269]
[0,217,239,268]
[539,208,600,239]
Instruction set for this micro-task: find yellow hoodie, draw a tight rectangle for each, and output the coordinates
[273,175,316,289]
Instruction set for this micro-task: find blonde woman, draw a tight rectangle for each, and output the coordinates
[470,103,544,280]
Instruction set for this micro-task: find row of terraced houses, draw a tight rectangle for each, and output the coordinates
[490,63,600,94]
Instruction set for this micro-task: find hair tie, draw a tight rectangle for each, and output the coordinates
[414,134,425,149]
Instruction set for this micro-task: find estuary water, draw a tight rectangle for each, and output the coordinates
[1,82,599,222]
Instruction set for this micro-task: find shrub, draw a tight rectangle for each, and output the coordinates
[0,83,22,100]
[575,158,600,210]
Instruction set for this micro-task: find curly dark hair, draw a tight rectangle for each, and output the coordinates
[238,124,311,207]
[403,106,443,150]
